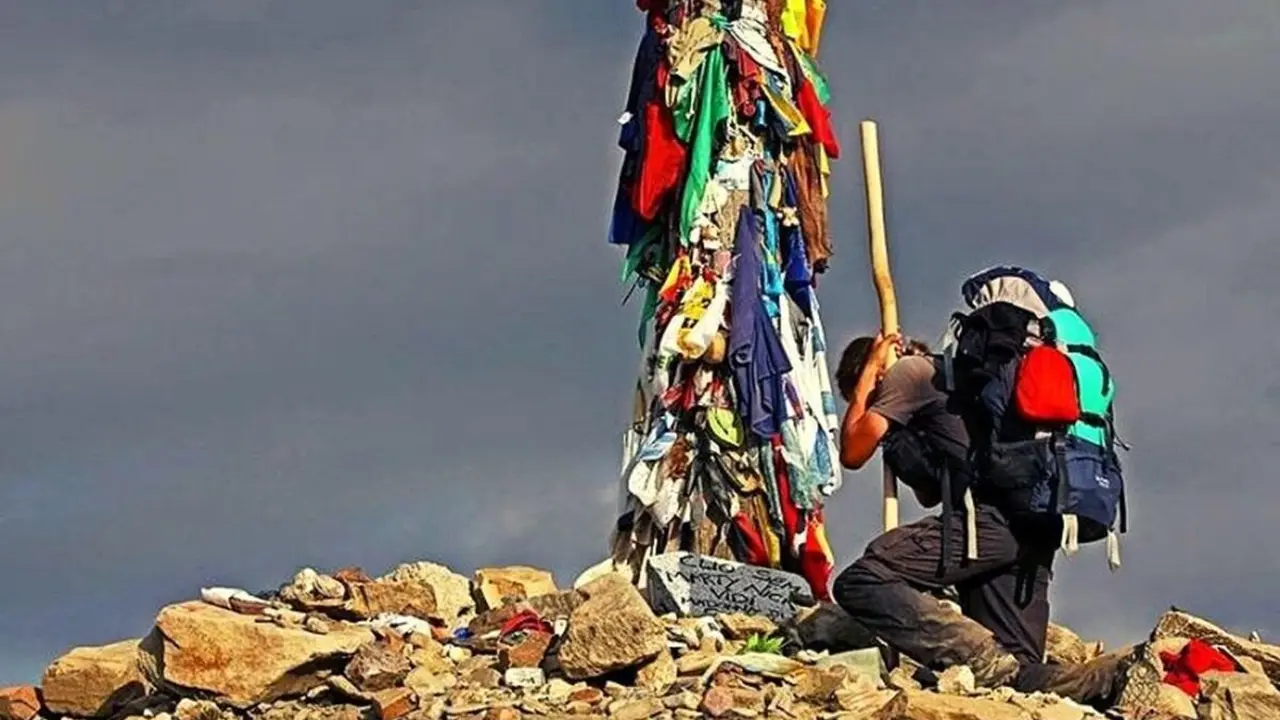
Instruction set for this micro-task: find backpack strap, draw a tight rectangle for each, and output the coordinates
[1052,433,1082,556]
[1118,484,1129,535]
[1061,514,1080,556]
[1065,343,1111,396]
[1052,433,1071,515]
[941,349,956,393]
[937,464,953,578]
[963,488,978,561]
[1107,408,1132,452]
[1078,412,1110,429]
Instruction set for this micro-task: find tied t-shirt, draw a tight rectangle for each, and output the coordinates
[869,355,970,457]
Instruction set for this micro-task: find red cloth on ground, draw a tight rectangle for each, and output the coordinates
[499,609,553,639]
[795,78,840,159]
[1160,638,1239,697]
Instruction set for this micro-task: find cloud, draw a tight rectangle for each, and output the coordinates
[0,0,1278,682]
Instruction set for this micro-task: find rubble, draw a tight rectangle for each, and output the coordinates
[896,688,1034,720]
[385,562,475,629]
[344,640,411,693]
[1152,608,1280,684]
[473,567,558,612]
[1044,623,1102,665]
[10,558,1278,720]
[369,687,414,720]
[557,575,667,680]
[39,639,150,718]
[343,578,437,622]
[0,687,41,720]
[633,651,677,695]
[716,613,778,641]
[936,665,976,696]
[496,631,553,671]
[1198,670,1280,719]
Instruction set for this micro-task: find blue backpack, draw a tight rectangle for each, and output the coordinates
[942,266,1128,568]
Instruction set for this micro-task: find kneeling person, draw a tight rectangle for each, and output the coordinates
[830,333,1160,711]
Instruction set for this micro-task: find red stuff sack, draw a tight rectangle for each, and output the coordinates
[1014,345,1081,424]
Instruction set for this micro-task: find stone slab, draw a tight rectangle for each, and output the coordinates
[645,553,814,624]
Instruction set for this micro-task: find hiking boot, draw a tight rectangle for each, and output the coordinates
[968,642,1021,688]
[1110,642,1163,713]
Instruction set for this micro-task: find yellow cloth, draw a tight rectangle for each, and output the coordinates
[761,82,812,137]
[658,255,691,300]
[781,0,809,48]
[782,0,829,55]
[807,0,827,56]
[818,146,830,199]
[811,517,834,561]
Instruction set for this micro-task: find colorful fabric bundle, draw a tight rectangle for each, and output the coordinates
[606,0,841,600]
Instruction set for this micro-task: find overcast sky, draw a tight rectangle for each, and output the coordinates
[2,1,1278,683]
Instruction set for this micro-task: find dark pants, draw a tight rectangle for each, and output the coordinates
[832,504,1052,666]
[832,505,1121,707]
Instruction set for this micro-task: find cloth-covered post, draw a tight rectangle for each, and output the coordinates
[602,0,849,600]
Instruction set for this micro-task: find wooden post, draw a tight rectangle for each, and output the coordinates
[860,119,900,534]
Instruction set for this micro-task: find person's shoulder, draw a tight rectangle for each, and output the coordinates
[888,354,938,383]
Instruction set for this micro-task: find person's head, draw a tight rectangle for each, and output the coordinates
[834,334,931,401]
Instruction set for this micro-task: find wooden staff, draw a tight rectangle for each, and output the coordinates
[860,119,900,533]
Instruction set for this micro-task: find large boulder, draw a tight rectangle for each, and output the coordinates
[556,575,667,680]
[645,552,814,624]
[1152,609,1280,684]
[40,639,151,718]
[473,567,557,611]
[385,562,475,628]
[152,601,373,708]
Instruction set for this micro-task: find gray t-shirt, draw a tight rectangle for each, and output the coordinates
[869,355,970,455]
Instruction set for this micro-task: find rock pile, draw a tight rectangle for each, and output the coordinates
[4,556,1279,720]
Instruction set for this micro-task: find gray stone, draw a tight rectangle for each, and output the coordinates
[644,553,813,624]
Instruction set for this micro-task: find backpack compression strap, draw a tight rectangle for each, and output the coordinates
[1065,343,1112,396]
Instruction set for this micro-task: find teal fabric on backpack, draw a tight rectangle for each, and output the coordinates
[1048,308,1113,446]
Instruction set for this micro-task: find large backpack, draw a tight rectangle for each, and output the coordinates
[940,266,1128,569]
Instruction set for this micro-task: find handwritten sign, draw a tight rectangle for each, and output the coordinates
[644,552,815,623]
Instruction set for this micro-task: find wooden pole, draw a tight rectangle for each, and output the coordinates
[860,119,900,534]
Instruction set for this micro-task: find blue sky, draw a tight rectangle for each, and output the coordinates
[1,1,1279,682]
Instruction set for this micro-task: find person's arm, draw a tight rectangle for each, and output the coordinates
[839,335,898,470]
